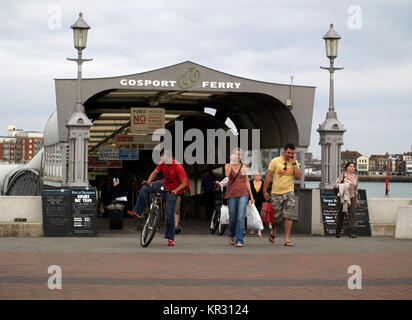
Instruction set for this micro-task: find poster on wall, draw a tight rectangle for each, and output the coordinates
[320,189,371,236]
[130,107,165,134]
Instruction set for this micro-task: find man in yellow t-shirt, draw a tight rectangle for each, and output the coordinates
[263,143,302,247]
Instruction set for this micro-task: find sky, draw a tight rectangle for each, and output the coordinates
[0,0,411,158]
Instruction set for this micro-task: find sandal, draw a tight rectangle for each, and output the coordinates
[284,241,294,247]
[228,238,235,245]
[269,232,276,243]
[249,231,255,237]
[236,242,244,247]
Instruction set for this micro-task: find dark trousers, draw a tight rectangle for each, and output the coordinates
[336,197,356,236]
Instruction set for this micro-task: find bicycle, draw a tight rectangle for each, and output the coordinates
[140,186,168,247]
[209,189,227,235]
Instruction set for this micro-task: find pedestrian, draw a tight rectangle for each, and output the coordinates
[262,143,302,247]
[225,148,254,247]
[335,161,360,238]
[201,170,217,220]
[249,171,264,237]
[112,171,129,218]
[127,150,189,247]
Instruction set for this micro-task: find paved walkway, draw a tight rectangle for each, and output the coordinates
[1,218,411,300]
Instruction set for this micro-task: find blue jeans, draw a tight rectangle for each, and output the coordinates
[227,195,249,245]
[133,180,178,240]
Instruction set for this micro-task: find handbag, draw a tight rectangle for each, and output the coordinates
[260,201,274,225]
[219,204,229,225]
[246,203,264,230]
[333,174,345,196]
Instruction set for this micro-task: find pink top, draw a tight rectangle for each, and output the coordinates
[225,165,249,199]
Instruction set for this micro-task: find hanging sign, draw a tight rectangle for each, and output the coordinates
[130,108,165,134]
[116,135,159,150]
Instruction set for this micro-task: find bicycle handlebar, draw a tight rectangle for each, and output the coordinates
[151,186,171,194]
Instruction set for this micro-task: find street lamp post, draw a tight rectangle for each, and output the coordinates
[318,24,346,189]
[66,12,93,187]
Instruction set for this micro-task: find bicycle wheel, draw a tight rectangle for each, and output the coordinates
[210,207,220,234]
[218,221,227,235]
[141,207,160,247]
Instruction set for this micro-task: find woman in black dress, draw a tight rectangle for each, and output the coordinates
[249,171,264,237]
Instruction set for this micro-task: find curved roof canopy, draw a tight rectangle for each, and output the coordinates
[43,110,59,147]
[54,61,316,151]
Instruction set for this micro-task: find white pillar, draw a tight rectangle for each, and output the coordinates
[66,112,92,187]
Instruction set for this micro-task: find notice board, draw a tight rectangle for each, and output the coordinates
[71,187,98,237]
[320,189,371,236]
[42,188,72,237]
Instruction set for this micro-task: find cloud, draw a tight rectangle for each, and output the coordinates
[0,0,411,159]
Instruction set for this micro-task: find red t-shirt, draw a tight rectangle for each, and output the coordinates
[156,160,189,194]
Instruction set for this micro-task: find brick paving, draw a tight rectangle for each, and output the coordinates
[0,219,411,300]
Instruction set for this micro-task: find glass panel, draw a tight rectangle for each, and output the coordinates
[261,150,270,176]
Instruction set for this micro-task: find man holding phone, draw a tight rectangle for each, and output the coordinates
[262,143,302,247]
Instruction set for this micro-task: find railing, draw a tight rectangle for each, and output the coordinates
[43,143,68,186]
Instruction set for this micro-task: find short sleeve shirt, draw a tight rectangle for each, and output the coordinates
[268,156,300,194]
[156,160,187,194]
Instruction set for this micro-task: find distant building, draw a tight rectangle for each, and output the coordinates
[389,154,404,175]
[404,152,412,175]
[341,150,361,170]
[0,126,43,164]
[356,156,369,175]
[305,158,321,174]
[369,153,390,174]
[304,152,313,161]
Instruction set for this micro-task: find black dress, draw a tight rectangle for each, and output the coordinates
[250,179,264,213]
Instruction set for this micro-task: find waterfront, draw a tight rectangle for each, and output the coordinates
[305,181,412,198]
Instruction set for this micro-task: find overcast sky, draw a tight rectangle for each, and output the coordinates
[0,0,411,158]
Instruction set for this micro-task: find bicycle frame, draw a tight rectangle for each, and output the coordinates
[140,185,169,247]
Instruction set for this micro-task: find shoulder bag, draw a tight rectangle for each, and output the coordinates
[333,174,345,196]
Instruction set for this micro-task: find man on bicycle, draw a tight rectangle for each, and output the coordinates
[127,150,189,247]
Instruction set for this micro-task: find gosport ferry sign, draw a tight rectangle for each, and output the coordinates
[119,67,242,90]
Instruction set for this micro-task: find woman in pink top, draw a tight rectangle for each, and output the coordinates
[224,148,255,247]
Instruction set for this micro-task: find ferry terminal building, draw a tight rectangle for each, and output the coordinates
[4,61,316,228]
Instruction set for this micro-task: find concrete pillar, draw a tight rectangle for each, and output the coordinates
[66,112,92,187]
[317,115,346,189]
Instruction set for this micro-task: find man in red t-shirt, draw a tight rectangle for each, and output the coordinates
[128,150,189,246]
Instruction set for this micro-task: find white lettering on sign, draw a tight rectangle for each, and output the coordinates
[120,79,177,87]
[201,81,241,89]
[120,79,242,90]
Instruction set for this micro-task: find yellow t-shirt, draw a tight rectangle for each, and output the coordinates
[268,156,300,194]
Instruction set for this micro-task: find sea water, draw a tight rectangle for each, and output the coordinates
[304,181,412,198]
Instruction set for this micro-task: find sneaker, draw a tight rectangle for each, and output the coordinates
[127,210,143,219]
[168,239,175,246]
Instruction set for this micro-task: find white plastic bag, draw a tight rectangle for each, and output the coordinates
[219,204,229,225]
[246,203,264,230]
